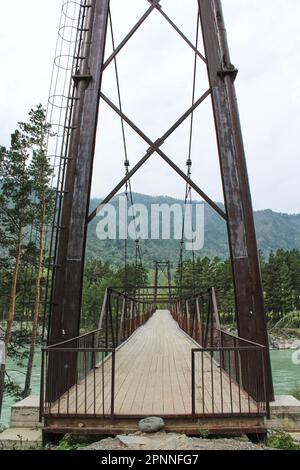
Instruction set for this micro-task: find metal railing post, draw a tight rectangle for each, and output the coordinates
[39,349,45,422]
[191,350,196,417]
[111,350,116,420]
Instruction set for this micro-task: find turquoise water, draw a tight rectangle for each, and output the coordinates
[0,349,299,427]
[1,351,41,428]
[271,349,300,394]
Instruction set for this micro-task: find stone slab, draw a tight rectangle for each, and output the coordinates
[0,428,42,450]
[10,396,41,428]
[12,396,40,409]
[270,395,300,412]
[267,395,300,432]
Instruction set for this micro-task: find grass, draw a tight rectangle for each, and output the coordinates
[267,431,300,450]
[270,312,300,331]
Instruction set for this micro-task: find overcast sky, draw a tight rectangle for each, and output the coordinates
[0,0,299,214]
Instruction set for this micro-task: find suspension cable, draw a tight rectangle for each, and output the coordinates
[108,8,144,283]
[178,10,200,288]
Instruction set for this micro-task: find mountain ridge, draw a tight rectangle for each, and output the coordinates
[86,193,300,266]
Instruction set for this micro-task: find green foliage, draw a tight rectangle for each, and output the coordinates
[81,260,149,330]
[26,105,54,226]
[198,428,210,439]
[267,431,300,450]
[4,375,23,399]
[174,249,300,322]
[0,129,32,259]
[175,256,235,320]
[0,105,54,410]
[262,249,300,320]
[57,434,86,451]
[7,330,31,364]
[86,194,300,266]
[290,385,300,401]
[271,312,300,330]
[0,104,54,324]
[262,250,300,322]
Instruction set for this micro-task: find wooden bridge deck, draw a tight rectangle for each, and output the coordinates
[50,310,258,417]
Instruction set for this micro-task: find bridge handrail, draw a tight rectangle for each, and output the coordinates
[46,327,103,349]
[191,344,269,418]
[216,328,266,349]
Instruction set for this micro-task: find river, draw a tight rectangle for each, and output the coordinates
[1,351,41,428]
[0,349,299,427]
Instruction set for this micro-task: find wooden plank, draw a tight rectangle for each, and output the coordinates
[50,310,262,418]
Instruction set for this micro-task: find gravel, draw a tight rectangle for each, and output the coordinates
[80,432,266,451]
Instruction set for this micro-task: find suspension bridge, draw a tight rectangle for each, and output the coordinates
[40,0,274,439]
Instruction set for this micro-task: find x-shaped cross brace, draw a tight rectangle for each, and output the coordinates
[103,0,206,72]
[87,89,227,224]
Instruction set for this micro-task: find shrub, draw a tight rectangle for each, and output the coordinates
[290,385,300,402]
[57,434,84,451]
[267,431,299,450]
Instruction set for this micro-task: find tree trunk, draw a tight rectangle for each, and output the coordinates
[23,204,45,398]
[0,224,23,417]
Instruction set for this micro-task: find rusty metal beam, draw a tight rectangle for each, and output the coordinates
[157,8,206,63]
[198,0,273,399]
[49,0,110,346]
[103,0,207,73]
[103,1,160,71]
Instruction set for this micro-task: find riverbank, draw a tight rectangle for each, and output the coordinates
[224,324,300,350]
[269,328,300,350]
[1,328,299,430]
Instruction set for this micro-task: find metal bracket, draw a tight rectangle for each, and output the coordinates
[72,74,93,85]
[218,63,238,82]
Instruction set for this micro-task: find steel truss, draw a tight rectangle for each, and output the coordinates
[48,0,274,400]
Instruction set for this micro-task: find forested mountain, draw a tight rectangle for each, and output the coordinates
[86,193,300,266]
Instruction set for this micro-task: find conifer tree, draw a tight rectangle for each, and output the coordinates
[0,128,32,416]
[23,105,53,397]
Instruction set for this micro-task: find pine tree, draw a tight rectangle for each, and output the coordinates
[0,129,33,416]
[22,105,53,398]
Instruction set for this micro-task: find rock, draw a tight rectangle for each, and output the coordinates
[81,432,265,451]
[291,340,300,350]
[117,435,150,447]
[290,433,300,444]
[138,417,165,433]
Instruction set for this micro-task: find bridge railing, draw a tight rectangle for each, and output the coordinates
[191,342,269,418]
[98,288,156,349]
[169,288,270,417]
[170,287,220,347]
[40,329,115,419]
[41,288,155,419]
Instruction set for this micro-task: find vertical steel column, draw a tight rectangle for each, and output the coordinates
[49,0,110,346]
[198,0,273,399]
